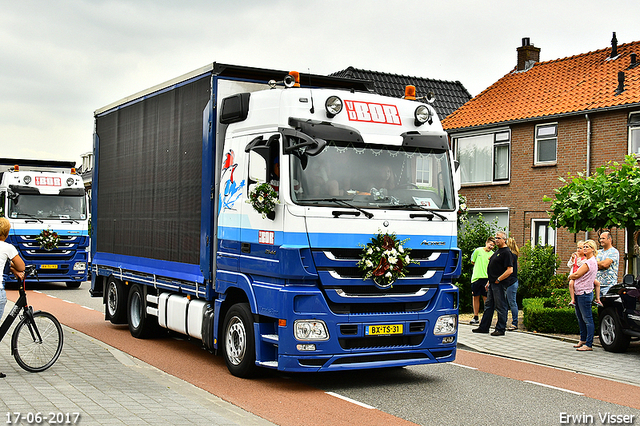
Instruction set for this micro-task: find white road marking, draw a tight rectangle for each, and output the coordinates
[524,380,584,395]
[325,392,376,409]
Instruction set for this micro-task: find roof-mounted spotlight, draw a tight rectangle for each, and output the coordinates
[414,105,433,126]
[23,175,32,185]
[325,96,343,118]
[66,177,75,186]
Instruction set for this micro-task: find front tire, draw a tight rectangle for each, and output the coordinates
[222,303,257,378]
[66,281,81,289]
[599,307,630,352]
[106,277,128,324]
[127,284,158,338]
[12,311,64,372]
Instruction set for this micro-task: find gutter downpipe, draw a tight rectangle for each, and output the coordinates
[585,114,591,242]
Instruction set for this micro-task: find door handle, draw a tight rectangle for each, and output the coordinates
[241,242,251,253]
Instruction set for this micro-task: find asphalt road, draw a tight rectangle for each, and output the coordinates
[30,282,640,426]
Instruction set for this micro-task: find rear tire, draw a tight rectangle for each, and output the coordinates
[12,311,64,372]
[127,284,158,338]
[222,303,257,378]
[106,278,128,324]
[599,307,631,352]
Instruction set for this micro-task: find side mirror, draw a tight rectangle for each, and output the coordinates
[623,273,635,285]
[248,150,268,184]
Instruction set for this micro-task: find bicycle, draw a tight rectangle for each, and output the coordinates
[0,265,64,372]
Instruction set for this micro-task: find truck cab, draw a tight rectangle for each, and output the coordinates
[0,159,89,287]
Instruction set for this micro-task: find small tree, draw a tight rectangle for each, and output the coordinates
[455,213,502,313]
[543,155,640,275]
[518,243,563,299]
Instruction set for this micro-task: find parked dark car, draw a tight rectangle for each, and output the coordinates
[598,274,640,352]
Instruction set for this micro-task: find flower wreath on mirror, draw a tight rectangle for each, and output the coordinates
[357,231,418,289]
[246,182,279,219]
[36,228,60,251]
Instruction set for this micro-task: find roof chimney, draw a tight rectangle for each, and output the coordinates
[615,71,625,95]
[630,53,638,68]
[610,32,618,58]
[517,37,541,71]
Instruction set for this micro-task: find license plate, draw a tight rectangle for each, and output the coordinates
[40,264,58,269]
[366,324,403,336]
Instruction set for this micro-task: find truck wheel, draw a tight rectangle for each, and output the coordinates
[127,284,158,338]
[222,303,257,378]
[66,282,81,289]
[106,278,128,324]
[599,308,630,352]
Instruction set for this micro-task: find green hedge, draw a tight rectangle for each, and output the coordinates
[522,293,599,334]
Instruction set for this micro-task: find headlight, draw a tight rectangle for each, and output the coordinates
[325,96,343,117]
[414,105,433,126]
[294,320,329,341]
[73,262,87,271]
[433,314,457,335]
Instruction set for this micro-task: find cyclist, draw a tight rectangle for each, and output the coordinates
[0,217,25,378]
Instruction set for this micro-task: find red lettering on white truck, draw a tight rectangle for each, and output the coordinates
[344,101,401,125]
[35,176,62,186]
[258,230,275,245]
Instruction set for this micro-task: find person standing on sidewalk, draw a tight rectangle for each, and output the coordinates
[469,237,495,325]
[596,231,619,296]
[568,239,598,351]
[472,231,513,336]
[0,217,26,378]
[505,237,519,331]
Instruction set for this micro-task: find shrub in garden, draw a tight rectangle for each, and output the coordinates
[518,243,563,300]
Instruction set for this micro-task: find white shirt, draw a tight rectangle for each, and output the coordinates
[0,240,19,290]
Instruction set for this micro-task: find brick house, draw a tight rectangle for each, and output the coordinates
[442,34,640,277]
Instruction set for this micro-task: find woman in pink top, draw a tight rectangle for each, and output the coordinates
[568,239,598,351]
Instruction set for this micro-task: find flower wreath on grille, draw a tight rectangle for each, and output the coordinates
[36,228,60,251]
[357,231,418,289]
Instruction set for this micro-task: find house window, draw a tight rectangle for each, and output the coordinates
[532,219,555,247]
[628,113,640,155]
[456,131,510,184]
[535,124,557,164]
[416,155,431,186]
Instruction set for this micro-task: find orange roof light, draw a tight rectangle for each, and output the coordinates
[14,164,19,171]
[404,85,416,100]
[71,168,76,175]
[289,71,300,87]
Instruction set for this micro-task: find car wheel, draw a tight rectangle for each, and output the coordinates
[599,307,630,352]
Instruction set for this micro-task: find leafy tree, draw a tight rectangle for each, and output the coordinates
[518,243,563,299]
[455,213,502,313]
[543,155,640,274]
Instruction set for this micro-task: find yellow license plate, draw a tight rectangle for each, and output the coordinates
[366,324,403,336]
[40,264,58,269]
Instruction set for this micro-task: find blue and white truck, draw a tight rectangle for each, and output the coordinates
[0,158,89,288]
[90,63,461,377]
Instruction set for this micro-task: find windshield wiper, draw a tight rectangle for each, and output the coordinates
[304,198,374,219]
[392,204,447,221]
[16,213,43,223]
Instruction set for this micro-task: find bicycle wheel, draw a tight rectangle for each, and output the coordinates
[11,311,64,372]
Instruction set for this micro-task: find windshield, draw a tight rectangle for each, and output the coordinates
[289,140,455,210]
[9,194,87,220]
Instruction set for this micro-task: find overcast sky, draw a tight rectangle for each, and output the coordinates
[2,0,639,165]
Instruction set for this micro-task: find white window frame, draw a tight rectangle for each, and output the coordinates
[628,112,640,155]
[534,123,557,165]
[453,129,511,185]
[415,155,431,187]
[531,219,555,247]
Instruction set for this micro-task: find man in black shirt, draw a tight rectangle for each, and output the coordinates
[472,231,514,336]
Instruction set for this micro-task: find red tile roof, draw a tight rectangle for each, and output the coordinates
[442,40,640,132]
